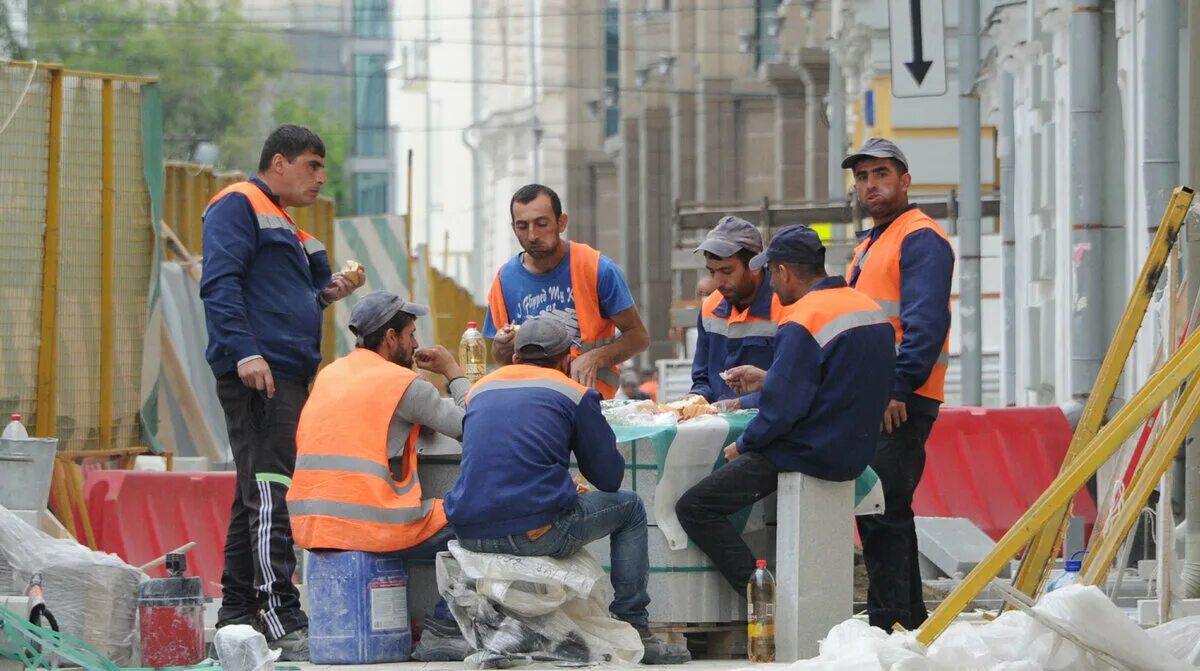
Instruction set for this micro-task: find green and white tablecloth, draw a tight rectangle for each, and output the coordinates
[610,411,884,551]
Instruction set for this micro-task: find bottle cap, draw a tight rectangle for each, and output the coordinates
[467,321,478,329]
[756,559,767,568]
[1064,559,1082,572]
[9,414,19,422]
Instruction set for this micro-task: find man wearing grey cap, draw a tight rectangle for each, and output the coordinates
[446,316,690,664]
[689,215,782,410]
[289,290,472,660]
[843,138,954,632]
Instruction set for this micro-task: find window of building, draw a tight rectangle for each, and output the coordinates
[604,0,620,137]
[755,0,782,67]
[353,0,389,39]
[354,172,389,215]
[354,54,387,156]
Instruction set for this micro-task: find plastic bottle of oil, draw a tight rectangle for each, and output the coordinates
[459,321,487,384]
[746,559,775,663]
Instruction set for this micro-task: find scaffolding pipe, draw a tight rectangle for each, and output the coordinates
[1000,73,1016,406]
[1068,0,1104,400]
[828,58,846,201]
[958,0,983,406]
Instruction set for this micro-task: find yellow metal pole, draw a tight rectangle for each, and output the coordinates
[1011,186,1196,597]
[917,325,1200,645]
[100,79,115,450]
[406,148,415,296]
[35,67,64,438]
[1079,374,1200,586]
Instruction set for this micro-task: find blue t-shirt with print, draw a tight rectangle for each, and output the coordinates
[483,245,635,343]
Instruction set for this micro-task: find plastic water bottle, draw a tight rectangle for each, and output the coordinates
[1047,551,1085,592]
[2,413,28,439]
[459,322,487,384]
[746,559,775,663]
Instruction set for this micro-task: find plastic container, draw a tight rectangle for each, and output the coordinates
[1047,550,1085,592]
[3,414,28,439]
[747,559,775,663]
[307,550,411,664]
[138,554,205,667]
[459,322,487,384]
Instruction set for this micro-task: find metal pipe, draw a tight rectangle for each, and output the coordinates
[36,67,63,438]
[424,0,433,252]
[100,78,115,450]
[528,0,541,182]
[828,57,846,201]
[795,61,818,200]
[1000,73,1016,406]
[466,0,484,298]
[1068,0,1103,400]
[958,0,983,406]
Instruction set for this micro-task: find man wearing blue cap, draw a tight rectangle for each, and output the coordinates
[688,215,783,410]
[675,225,896,598]
[844,138,954,632]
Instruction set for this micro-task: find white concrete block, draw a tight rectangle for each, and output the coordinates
[916,516,1008,579]
[1136,598,1200,626]
[775,473,853,662]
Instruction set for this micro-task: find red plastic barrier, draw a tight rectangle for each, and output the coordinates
[85,471,236,597]
[915,406,1097,542]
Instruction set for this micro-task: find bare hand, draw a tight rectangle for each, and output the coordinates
[570,349,605,389]
[493,324,518,364]
[713,398,742,413]
[882,399,908,434]
[238,358,275,398]
[723,443,740,462]
[321,270,363,304]
[723,365,767,394]
[414,345,463,379]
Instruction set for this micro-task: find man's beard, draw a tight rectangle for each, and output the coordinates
[391,349,414,369]
[523,239,560,260]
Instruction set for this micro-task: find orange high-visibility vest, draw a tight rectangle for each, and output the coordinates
[847,207,951,402]
[289,349,447,552]
[699,289,783,340]
[779,285,889,344]
[205,181,326,257]
[487,241,621,399]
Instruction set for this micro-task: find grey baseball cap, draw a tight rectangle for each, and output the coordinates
[515,316,573,361]
[841,137,909,171]
[749,225,826,271]
[694,215,764,258]
[348,290,429,345]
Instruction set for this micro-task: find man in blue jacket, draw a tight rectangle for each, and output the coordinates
[200,125,365,660]
[445,317,689,665]
[689,216,782,410]
[675,225,895,596]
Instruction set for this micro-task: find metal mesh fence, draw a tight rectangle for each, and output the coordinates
[0,64,51,427]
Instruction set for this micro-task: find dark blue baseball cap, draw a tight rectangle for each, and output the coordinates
[748,225,825,271]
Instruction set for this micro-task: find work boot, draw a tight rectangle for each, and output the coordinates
[636,627,691,665]
[269,627,309,662]
[412,615,472,661]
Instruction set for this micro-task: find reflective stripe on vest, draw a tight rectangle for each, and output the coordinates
[467,364,591,405]
[848,208,951,402]
[781,287,891,350]
[290,349,447,552]
[207,181,326,267]
[486,241,621,399]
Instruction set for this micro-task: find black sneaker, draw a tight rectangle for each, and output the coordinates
[636,628,690,665]
[269,627,309,662]
[412,616,472,661]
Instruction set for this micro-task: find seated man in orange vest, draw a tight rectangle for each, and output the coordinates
[288,290,471,661]
[484,184,650,400]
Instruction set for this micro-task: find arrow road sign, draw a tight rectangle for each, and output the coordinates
[889,0,947,98]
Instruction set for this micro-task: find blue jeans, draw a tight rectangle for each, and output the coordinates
[458,490,651,628]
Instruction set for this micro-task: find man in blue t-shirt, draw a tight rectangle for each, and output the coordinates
[484,184,649,398]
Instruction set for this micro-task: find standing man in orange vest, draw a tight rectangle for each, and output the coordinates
[485,184,649,399]
[290,290,471,661]
[200,125,365,660]
[843,138,955,632]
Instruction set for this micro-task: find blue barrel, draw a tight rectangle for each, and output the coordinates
[307,550,412,664]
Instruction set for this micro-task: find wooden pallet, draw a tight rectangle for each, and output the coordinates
[649,622,746,659]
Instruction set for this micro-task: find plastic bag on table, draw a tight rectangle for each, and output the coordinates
[0,504,144,666]
[213,624,281,671]
[601,400,677,427]
[436,541,643,668]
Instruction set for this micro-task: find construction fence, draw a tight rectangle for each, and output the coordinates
[0,61,160,453]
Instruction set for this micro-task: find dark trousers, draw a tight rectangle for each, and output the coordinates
[856,413,934,631]
[675,452,780,593]
[215,374,309,641]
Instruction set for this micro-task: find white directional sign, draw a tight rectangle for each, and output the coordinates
[888,0,947,98]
